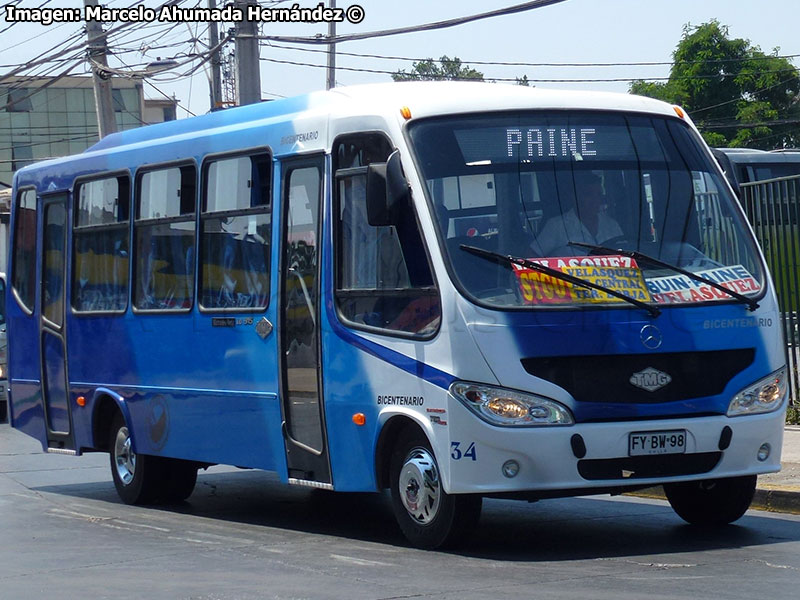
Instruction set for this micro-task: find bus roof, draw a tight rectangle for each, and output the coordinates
[713,147,800,165]
[13,82,682,185]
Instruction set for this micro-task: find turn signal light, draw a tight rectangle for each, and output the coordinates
[76,396,86,407]
[352,413,366,426]
[400,106,412,120]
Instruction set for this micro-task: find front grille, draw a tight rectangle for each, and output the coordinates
[577,452,722,480]
[521,349,755,403]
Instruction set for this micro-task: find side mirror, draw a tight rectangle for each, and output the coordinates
[366,150,410,226]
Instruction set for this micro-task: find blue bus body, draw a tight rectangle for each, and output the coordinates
[7,83,788,547]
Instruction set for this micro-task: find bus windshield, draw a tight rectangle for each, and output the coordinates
[409,111,765,310]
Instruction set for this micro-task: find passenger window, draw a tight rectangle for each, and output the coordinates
[334,135,441,336]
[42,200,67,326]
[200,154,271,310]
[11,189,37,311]
[134,165,196,311]
[72,176,130,312]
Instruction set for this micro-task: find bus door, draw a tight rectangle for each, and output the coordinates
[39,194,74,451]
[278,156,332,486]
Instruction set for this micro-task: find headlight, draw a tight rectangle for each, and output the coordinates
[450,381,574,426]
[727,368,788,417]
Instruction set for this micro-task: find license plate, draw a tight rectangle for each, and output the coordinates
[628,430,687,456]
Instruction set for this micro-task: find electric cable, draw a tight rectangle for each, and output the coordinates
[257,0,568,45]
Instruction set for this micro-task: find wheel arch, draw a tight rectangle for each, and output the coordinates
[374,412,433,490]
[90,388,130,452]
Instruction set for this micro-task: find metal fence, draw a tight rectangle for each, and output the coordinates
[741,174,800,405]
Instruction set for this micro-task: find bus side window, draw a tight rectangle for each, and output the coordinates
[11,189,37,312]
[72,175,130,312]
[200,153,271,310]
[134,164,196,311]
[333,134,441,337]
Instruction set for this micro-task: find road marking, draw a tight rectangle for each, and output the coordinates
[115,519,171,532]
[167,536,220,545]
[48,508,113,523]
[184,531,256,544]
[330,554,394,567]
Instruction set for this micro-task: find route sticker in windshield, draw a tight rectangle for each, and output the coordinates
[512,255,652,305]
[647,265,761,304]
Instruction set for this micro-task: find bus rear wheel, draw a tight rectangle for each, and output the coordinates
[109,414,198,504]
[162,459,198,502]
[664,475,757,526]
[109,413,163,504]
[389,429,481,549]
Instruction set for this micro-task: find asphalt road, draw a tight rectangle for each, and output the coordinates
[2,424,800,599]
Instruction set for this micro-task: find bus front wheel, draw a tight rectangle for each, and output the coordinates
[389,429,481,549]
[664,475,757,525]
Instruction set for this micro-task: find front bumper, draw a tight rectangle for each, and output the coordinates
[443,395,785,494]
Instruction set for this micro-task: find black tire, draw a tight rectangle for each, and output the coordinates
[664,475,757,526]
[161,458,198,502]
[108,413,165,505]
[389,429,481,549]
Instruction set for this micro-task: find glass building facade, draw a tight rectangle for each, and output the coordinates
[0,77,166,187]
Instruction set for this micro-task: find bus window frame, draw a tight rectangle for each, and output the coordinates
[332,131,442,341]
[70,170,132,316]
[198,146,273,315]
[10,186,38,316]
[132,159,199,315]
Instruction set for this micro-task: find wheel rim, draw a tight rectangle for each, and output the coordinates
[398,446,441,525]
[114,426,136,486]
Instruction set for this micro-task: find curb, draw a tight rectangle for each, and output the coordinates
[629,485,800,516]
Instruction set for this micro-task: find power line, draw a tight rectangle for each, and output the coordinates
[258,0,568,45]
[143,78,196,117]
[0,132,99,156]
[256,54,800,84]
[0,0,189,85]
[1,58,87,111]
[690,76,800,115]
[0,0,26,37]
[702,118,800,130]
[261,41,800,69]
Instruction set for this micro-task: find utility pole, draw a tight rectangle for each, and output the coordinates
[326,0,336,90]
[208,0,223,110]
[234,0,261,105]
[84,0,117,137]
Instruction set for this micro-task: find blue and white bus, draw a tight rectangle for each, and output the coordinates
[7,82,788,548]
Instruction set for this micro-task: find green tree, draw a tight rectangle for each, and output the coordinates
[392,55,484,82]
[629,20,800,149]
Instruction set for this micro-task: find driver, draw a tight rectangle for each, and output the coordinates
[532,173,623,256]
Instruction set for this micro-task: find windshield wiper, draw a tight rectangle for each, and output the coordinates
[459,244,661,318]
[568,241,759,312]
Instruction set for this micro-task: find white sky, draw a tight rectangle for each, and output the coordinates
[1,0,798,118]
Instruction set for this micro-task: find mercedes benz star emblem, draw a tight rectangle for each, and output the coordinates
[640,324,663,350]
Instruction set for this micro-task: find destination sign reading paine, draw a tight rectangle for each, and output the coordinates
[507,127,597,159]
